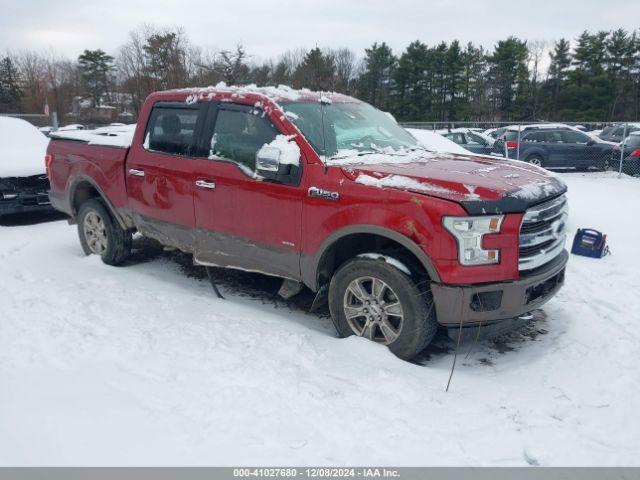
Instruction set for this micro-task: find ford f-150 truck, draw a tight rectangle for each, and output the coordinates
[46,85,568,360]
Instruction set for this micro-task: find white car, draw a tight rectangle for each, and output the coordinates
[0,116,52,216]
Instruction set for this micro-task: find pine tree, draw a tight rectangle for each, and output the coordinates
[142,32,188,89]
[78,49,114,107]
[393,41,430,121]
[292,48,336,91]
[0,57,23,113]
[547,38,571,118]
[357,42,396,111]
[487,37,530,120]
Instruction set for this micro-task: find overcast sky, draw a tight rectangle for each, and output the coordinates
[2,0,639,62]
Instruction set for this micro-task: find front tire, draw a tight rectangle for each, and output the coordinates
[328,257,438,360]
[77,198,132,266]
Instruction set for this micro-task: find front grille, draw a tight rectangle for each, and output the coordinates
[1,175,50,192]
[519,194,568,271]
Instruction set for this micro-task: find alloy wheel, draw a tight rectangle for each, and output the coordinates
[343,276,404,345]
[83,211,108,255]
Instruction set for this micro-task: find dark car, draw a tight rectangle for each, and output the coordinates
[0,175,53,216]
[610,134,640,176]
[492,128,613,170]
[442,130,494,155]
[599,124,640,143]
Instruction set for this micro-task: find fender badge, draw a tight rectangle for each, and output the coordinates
[308,186,340,201]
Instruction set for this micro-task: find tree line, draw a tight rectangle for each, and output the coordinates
[1,25,639,123]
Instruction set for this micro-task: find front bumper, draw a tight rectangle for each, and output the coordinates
[0,192,55,215]
[431,250,568,328]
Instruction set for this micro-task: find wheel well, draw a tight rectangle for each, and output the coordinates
[316,233,430,287]
[71,181,101,216]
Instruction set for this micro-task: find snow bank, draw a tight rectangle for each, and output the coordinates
[50,124,136,148]
[1,172,639,466]
[0,116,49,177]
[406,128,472,155]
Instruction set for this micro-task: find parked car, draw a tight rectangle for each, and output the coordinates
[599,123,640,143]
[492,127,614,169]
[0,116,53,217]
[47,85,568,360]
[441,128,494,155]
[610,132,640,176]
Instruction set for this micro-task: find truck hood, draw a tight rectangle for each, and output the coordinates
[337,151,567,214]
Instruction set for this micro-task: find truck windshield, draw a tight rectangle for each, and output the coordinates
[282,101,420,159]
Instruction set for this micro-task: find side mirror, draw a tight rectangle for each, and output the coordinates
[256,145,293,179]
[586,139,595,146]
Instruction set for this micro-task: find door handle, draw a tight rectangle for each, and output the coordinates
[195,179,216,189]
[128,168,145,177]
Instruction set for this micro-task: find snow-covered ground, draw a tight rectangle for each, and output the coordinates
[1,172,639,466]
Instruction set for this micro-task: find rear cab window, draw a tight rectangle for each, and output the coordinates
[143,103,201,156]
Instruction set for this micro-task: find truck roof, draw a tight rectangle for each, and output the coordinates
[161,82,358,106]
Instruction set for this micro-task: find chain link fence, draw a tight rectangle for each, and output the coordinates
[401,121,640,178]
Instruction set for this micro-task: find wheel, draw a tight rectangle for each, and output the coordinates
[328,257,438,360]
[77,198,132,265]
[526,155,544,167]
[600,158,611,171]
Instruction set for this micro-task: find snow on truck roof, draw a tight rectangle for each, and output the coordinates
[169,82,356,105]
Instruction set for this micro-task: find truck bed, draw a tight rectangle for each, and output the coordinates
[47,138,131,219]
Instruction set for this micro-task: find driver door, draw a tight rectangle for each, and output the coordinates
[190,102,305,280]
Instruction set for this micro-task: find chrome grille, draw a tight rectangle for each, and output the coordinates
[519,194,568,271]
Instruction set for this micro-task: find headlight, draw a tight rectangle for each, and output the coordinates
[0,192,18,200]
[443,215,504,266]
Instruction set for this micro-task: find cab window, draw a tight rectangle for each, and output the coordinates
[208,106,279,172]
[143,104,200,156]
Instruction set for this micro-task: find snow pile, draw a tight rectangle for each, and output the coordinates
[0,116,49,177]
[1,172,639,466]
[355,172,455,195]
[50,124,136,148]
[258,135,301,166]
[406,128,472,155]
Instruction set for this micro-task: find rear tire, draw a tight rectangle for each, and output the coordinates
[328,257,438,360]
[526,155,544,167]
[77,198,132,266]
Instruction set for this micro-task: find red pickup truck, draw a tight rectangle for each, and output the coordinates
[47,85,568,360]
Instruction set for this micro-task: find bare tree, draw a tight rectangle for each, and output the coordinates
[329,47,358,93]
[528,40,548,119]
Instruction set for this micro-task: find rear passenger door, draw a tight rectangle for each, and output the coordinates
[190,102,305,280]
[126,102,206,249]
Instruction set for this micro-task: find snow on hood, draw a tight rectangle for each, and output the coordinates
[50,124,136,148]
[341,151,567,211]
[0,116,49,178]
